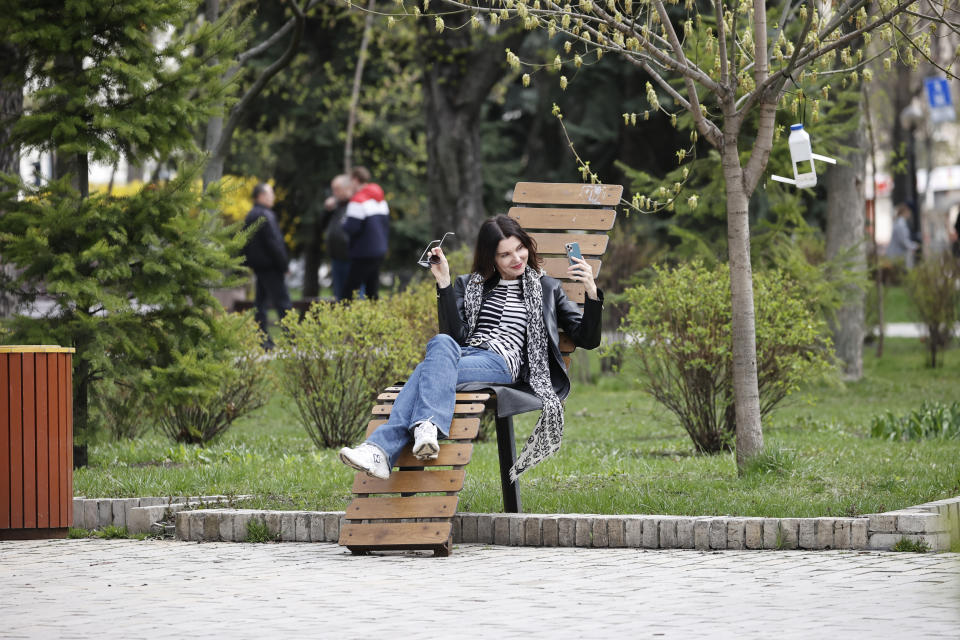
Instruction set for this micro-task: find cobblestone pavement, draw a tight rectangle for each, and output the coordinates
[1,540,958,639]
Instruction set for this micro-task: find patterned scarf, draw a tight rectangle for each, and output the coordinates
[464,266,564,481]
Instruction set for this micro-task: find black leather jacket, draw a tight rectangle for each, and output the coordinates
[437,273,603,402]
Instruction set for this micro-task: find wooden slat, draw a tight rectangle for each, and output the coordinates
[339,521,452,547]
[371,403,485,417]
[0,354,9,529]
[35,355,48,529]
[512,182,623,206]
[344,495,458,520]
[508,207,616,230]
[559,334,576,353]
[352,469,465,494]
[530,232,608,256]
[394,443,473,467]
[46,354,59,527]
[541,257,602,280]
[377,392,490,402]
[562,282,585,303]
[366,418,481,439]
[22,354,36,529]
[10,354,22,528]
[61,353,72,527]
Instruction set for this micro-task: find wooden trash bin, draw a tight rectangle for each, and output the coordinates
[0,346,74,540]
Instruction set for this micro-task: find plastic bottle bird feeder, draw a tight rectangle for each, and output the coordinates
[771,123,837,188]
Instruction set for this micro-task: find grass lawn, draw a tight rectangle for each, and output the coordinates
[76,338,960,518]
[879,285,914,324]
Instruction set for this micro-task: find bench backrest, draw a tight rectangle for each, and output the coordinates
[508,182,621,361]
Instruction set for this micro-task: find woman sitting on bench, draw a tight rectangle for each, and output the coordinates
[338,214,603,481]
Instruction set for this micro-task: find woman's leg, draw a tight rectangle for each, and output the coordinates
[365,334,461,466]
[357,340,513,469]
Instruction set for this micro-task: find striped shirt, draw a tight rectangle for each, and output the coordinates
[467,279,528,380]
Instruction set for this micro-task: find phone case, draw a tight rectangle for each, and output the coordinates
[565,242,582,264]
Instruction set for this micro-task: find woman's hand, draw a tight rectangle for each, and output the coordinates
[568,256,598,300]
[431,247,451,288]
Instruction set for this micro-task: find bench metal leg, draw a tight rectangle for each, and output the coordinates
[495,415,522,513]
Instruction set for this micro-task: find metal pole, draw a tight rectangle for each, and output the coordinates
[494,415,522,513]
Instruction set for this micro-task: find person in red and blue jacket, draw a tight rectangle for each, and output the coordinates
[341,166,389,300]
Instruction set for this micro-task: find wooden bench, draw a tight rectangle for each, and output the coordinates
[339,182,620,556]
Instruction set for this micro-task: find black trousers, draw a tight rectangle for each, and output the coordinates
[253,269,292,342]
[344,256,384,300]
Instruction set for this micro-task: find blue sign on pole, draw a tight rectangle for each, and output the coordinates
[925,77,955,123]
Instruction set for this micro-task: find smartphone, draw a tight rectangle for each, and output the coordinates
[565,241,583,265]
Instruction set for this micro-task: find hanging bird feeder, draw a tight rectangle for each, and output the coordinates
[770,123,837,188]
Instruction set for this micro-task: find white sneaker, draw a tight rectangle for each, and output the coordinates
[412,421,440,461]
[338,443,391,479]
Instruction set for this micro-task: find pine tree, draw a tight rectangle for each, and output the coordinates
[0,0,248,457]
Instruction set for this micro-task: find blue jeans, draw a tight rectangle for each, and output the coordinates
[366,334,513,466]
[331,258,363,301]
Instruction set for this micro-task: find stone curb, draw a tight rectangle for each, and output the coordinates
[71,496,252,534]
[170,494,960,551]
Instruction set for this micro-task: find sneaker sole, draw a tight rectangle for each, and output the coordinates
[412,442,440,461]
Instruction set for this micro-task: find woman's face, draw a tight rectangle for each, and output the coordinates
[494,235,529,280]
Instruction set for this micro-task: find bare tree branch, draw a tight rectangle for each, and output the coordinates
[212,0,311,164]
[715,0,729,88]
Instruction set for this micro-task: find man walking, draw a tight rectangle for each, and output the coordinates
[243,182,292,346]
[342,166,389,300]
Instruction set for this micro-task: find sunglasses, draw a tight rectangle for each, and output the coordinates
[417,232,455,268]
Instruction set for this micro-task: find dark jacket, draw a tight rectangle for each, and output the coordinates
[437,272,603,415]
[323,201,350,262]
[342,183,389,259]
[243,204,289,272]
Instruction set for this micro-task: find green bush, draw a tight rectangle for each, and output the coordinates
[619,261,835,453]
[150,311,273,445]
[93,375,153,441]
[869,401,960,441]
[276,294,423,449]
[905,252,960,368]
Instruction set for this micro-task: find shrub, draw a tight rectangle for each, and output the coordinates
[619,261,835,453]
[151,311,273,445]
[905,252,960,368]
[869,401,960,441]
[385,280,439,348]
[275,295,422,449]
[93,375,153,441]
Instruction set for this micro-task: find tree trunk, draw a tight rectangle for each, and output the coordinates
[423,81,488,240]
[202,0,307,190]
[301,198,325,298]
[721,134,764,471]
[0,52,22,176]
[0,44,23,318]
[891,63,917,217]
[203,0,225,188]
[825,124,866,380]
[420,18,524,239]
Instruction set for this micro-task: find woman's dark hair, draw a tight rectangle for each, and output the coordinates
[471,214,540,279]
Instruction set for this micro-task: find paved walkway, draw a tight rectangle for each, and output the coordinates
[1,540,958,638]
